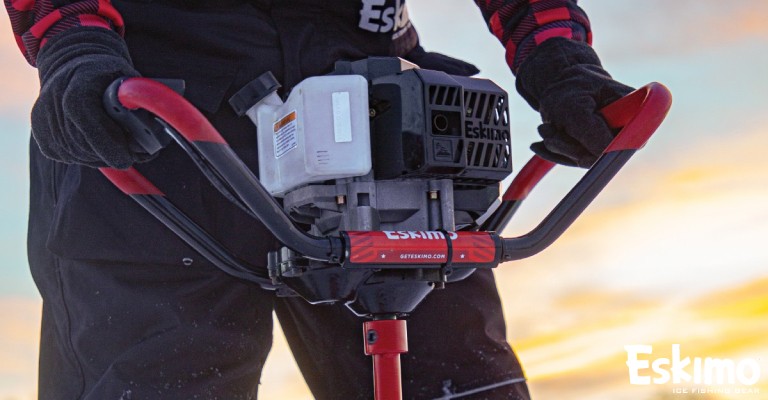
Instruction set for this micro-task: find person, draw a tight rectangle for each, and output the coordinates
[4,0,632,398]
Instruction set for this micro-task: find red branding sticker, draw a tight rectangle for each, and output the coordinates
[347,231,449,264]
[346,231,497,265]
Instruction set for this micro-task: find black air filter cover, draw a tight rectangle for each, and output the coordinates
[369,68,512,186]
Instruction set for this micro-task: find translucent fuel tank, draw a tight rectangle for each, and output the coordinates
[243,75,372,196]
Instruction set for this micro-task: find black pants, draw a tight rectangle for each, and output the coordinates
[33,252,529,399]
[29,1,530,398]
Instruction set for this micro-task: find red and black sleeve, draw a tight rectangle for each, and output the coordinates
[5,0,590,71]
[473,0,592,73]
[4,0,124,66]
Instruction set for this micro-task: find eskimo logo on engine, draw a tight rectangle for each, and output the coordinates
[464,121,509,141]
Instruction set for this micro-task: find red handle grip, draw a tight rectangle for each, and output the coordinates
[116,77,226,144]
[603,82,673,152]
[502,82,672,202]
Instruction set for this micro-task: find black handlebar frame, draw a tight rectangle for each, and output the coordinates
[101,78,671,281]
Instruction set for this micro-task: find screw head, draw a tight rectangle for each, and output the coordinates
[367,330,378,344]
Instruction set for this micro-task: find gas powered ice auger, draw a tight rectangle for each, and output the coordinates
[100,58,671,400]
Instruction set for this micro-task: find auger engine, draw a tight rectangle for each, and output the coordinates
[229,57,512,316]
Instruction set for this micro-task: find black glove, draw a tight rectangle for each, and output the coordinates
[32,27,148,169]
[516,37,634,168]
[404,44,480,77]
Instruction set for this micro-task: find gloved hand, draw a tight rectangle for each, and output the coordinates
[404,44,480,77]
[515,37,634,168]
[32,26,148,169]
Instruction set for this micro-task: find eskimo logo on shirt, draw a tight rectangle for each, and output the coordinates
[358,0,411,37]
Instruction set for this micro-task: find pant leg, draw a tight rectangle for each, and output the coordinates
[27,147,273,398]
[275,269,531,400]
[31,251,275,399]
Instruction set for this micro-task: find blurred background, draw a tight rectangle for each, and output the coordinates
[2,1,767,399]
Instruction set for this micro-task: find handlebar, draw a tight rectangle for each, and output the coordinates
[494,83,673,261]
[100,78,671,276]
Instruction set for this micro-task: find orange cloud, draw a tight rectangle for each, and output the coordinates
[0,297,40,400]
[693,278,768,321]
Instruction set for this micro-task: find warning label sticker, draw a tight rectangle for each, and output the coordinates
[273,111,298,159]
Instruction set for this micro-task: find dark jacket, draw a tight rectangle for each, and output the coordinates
[10,0,591,267]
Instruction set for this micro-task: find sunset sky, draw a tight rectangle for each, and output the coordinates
[2,1,768,399]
